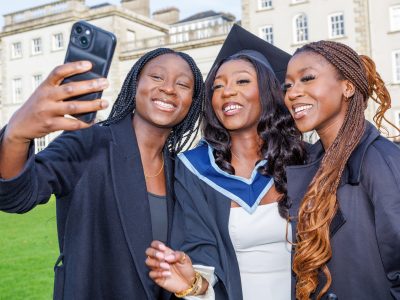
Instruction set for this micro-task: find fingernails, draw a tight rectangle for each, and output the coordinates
[158,243,166,251]
[162,271,171,277]
[100,100,109,109]
[165,254,175,261]
[79,61,92,69]
[155,252,164,259]
[160,262,170,270]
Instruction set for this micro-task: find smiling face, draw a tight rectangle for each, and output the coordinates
[283,51,351,137]
[134,53,194,128]
[211,59,261,133]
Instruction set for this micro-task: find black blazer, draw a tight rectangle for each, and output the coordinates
[287,122,400,299]
[171,154,244,300]
[0,114,175,300]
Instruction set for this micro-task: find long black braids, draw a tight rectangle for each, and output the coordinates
[101,48,204,155]
[203,55,305,218]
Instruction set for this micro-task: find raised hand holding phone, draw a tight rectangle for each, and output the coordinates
[0,21,116,179]
[0,61,109,179]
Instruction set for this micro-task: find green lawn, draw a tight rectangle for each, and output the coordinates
[0,197,58,300]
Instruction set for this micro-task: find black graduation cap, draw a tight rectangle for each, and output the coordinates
[210,24,291,83]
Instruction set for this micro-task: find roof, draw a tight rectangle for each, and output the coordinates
[174,10,235,24]
[153,7,180,15]
[89,3,112,9]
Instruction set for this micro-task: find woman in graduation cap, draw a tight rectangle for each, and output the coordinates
[0,48,204,299]
[146,25,305,299]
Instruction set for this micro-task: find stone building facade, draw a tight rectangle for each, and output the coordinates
[0,0,235,151]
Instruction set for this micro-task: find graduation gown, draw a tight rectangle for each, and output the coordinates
[171,141,274,300]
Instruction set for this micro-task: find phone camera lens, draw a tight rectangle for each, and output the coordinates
[75,26,83,34]
[80,36,88,46]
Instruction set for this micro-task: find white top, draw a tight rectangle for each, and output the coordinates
[185,202,292,300]
[229,202,292,300]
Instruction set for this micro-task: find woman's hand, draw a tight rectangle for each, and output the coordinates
[145,241,197,294]
[5,60,109,145]
[0,61,109,179]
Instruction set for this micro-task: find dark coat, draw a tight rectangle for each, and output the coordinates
[286,122,400,300]
[0,115,175,300]
[171,154,245,300]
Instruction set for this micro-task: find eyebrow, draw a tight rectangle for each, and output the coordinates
[148,65,193,81]
[298,66,315,73]
[286,66,315,79]
[215,69,253,80]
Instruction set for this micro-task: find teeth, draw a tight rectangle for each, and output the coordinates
[154,100,174,109]
[223,104,242,112]
[294,105,312,113]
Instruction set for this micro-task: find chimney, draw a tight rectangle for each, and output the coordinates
[121,0,150,17]
[152,7,180,24]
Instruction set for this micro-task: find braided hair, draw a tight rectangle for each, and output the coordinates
[292,41,397,300]
[102,48,204,154]
[203,55,306,218]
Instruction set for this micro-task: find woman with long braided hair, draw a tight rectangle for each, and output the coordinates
[0,48,204,299]
[283,40,400,299]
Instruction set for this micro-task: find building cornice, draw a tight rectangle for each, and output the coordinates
[0,6,168,38]
[119,35,225,61]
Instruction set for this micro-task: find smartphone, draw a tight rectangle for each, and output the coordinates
[63,20,116,123]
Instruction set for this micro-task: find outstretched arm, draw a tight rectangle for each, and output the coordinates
[0,61,108,179]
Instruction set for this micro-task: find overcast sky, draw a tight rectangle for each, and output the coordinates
[0,0,241,27]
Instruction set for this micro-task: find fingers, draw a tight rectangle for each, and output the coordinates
[146,240,172,260]
[165,251,190,264]
[146,241,191,265]
[149,269,171,280]
[146,241,192,271]
[146,244,166,261]
[49,78,109,102]
[47,61,92,86]
[146,255,171,270]
[151,240,168,251]
[40,116,92,133]
[53,99,109,116]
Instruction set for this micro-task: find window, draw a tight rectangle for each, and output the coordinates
[390,5,400,31]
[329,13,345,38]
[32,74,43,89]
[32,38,42,55]
[35,136,49,153]
[260,25,274,44]
[259,0,272,9]
[293,14,308,43]
[12,78,22,103]
[393,50,400,83]
[52,33,64,50]
[11,42,22,58]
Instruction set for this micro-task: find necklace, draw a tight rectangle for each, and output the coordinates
[144,154,164,179]
[231,151,242,161]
